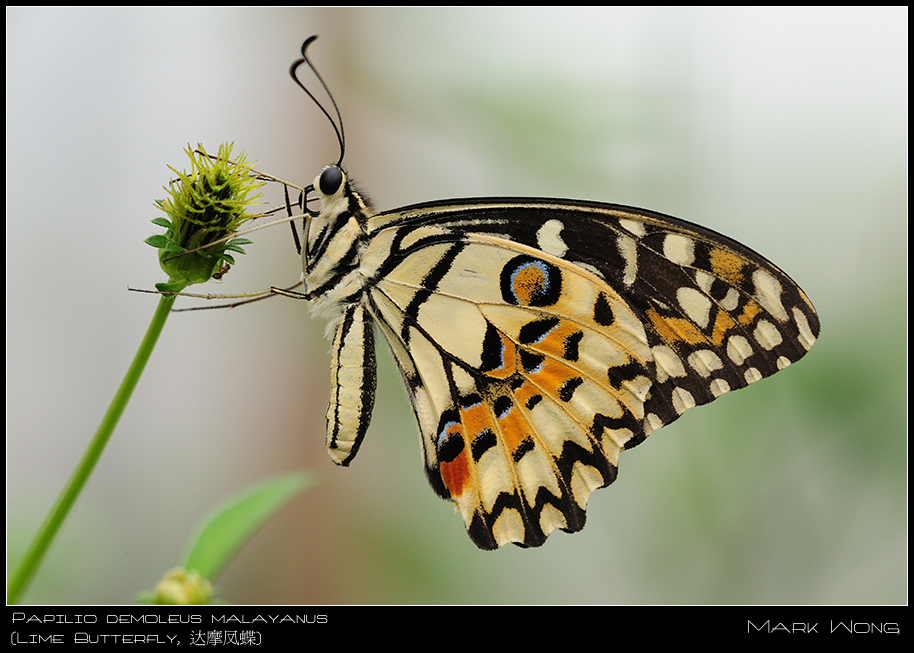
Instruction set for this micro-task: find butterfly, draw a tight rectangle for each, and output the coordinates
[286,37,819,550]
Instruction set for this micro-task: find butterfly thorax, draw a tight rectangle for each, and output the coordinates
[304,173,375,334]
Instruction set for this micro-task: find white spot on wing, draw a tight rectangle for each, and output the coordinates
[726,335,753,365]
[677,287,712,328]
[616,233,638,287]
[744,367,763,384]
[663,234,695,267]
[652,345,686,382]
[671,387,696,414]
[721,288,740,312]
[645,412,663,434]
[492,508,524,547]
[793,306,816,350]
[753,320,783,350]
[538,503,567,533]
[570,462,606,508]
[619,218,646,237]
[536,219,567,257]
[693,270,714,294]
[709,378,731,396]
[687,350,723,378]
[752,268,788,321]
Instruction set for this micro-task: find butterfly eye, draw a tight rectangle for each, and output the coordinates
[319,166,344,196]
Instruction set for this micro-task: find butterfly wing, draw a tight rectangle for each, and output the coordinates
[359,198,818,550]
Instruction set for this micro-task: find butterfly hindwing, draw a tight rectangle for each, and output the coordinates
[364,236,643,547]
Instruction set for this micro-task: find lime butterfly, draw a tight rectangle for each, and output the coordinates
[288,37,819,549]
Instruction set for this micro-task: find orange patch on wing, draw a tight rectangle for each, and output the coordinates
[711,309,737,346]
[739,300,762,326]
[533,321,578,357]
[709,247,746,285]
[440,455,470,499]
[647,308,707,345]
[495,400,529,452]
[511,266,547,305]
[527,358,576,397]
[439,420,471,499]
[461,400,493,440]
[512,379,542,408]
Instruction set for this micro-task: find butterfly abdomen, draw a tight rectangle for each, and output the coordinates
[326,302,376,465]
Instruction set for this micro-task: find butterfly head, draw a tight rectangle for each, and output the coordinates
[311,164,351,216]
[317,165,344,196]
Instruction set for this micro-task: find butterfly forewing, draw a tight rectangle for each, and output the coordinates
[369,199,818,433]
[306,170,819,550]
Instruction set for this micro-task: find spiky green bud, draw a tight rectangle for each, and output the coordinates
[147,567,213,605]
[146,143,261,293]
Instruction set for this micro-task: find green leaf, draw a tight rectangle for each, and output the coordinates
[183,472,316,580]
[150,217,173,229]
[160,240,187,255]
[155,280,189,294]
[145,235,170,248]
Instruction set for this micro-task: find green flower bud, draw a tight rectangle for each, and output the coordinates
[146,143,261,293]
[149,567,213,605]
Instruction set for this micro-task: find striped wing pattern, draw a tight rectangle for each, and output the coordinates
[304,169,819,550]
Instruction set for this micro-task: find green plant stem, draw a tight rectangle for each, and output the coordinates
[8,293,177,604]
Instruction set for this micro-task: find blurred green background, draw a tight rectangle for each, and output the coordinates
[7,7,905,604]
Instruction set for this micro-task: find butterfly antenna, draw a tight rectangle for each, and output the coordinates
[290,35,346,166]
